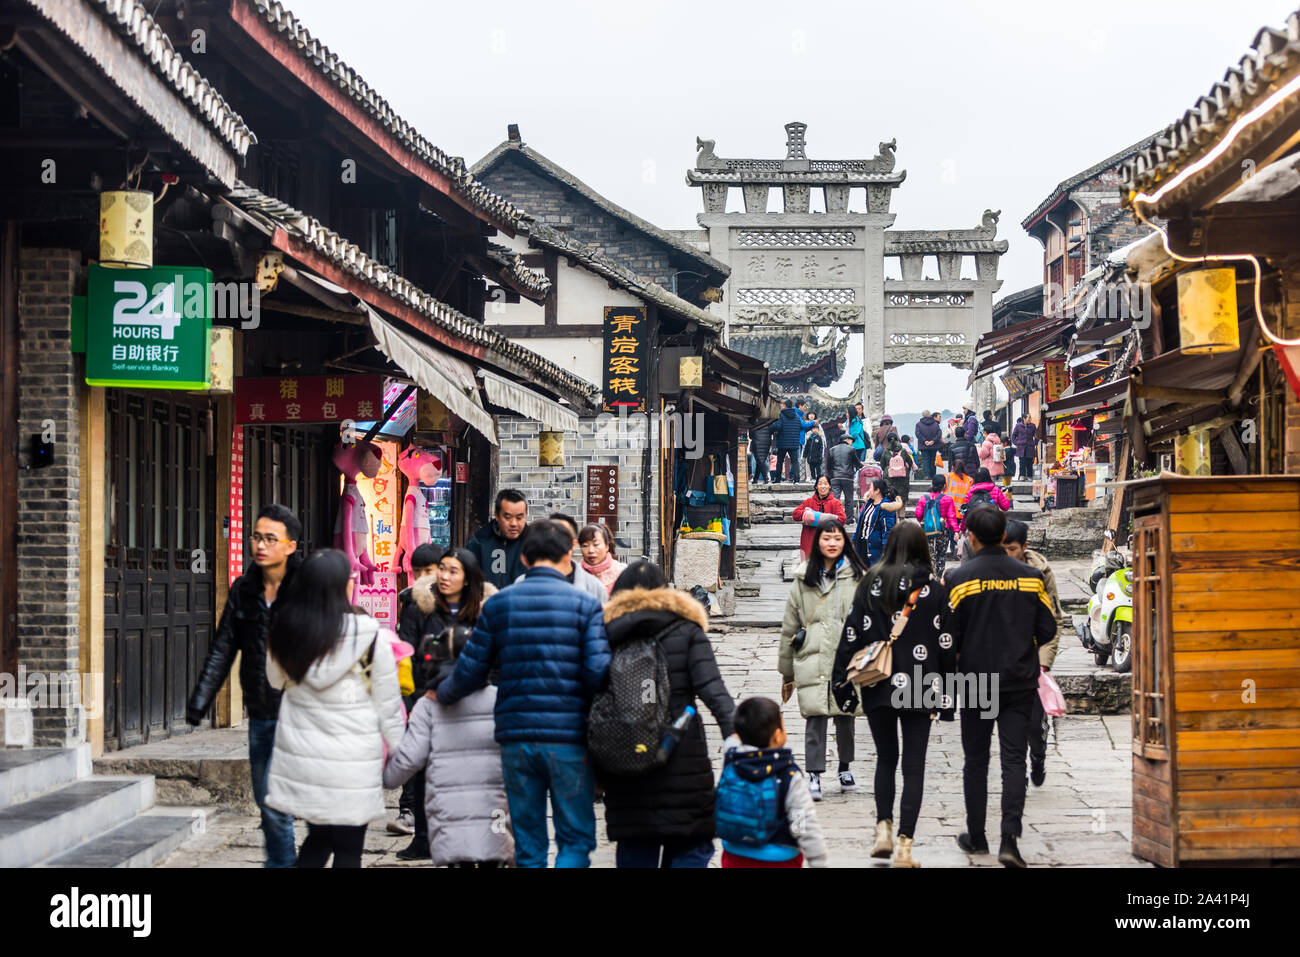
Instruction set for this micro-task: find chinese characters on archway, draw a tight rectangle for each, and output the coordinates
[602,306,647,414]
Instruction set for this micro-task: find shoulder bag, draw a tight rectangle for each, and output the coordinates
[846,588,921,688]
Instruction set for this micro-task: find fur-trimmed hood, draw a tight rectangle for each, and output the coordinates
[411,575,497,616]
[603,586,708,647]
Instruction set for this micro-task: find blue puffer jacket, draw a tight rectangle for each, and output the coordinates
[436,566,610,745]
[853,499,897,566]
[775,407,814,450]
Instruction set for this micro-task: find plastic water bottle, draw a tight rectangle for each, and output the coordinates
[656,706,697,763]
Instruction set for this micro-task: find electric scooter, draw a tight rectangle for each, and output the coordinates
[1077,531,1133,672]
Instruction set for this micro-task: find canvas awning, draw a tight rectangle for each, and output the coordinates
[477,368,579,432]
[365,307,498,444]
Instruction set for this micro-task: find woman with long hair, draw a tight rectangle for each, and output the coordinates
[599,561,736,867]
[831,523,956,868]
[265,549,405,867]
[852,478,905,567]
[778,518,870,801]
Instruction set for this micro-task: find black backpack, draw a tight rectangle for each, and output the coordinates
[965,486,995,515]
[587,635,673,775]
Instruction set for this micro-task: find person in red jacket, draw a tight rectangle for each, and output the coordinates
[793,475,848,558]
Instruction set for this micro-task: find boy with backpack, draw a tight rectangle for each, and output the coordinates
[715,697,828,868]
[915,474,961,578]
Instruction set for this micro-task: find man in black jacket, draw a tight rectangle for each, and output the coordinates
[466,488,527,589]
[827,433,860,515]
[186,503,302,868]
[914,409,943,479]
[943,505,1057,868]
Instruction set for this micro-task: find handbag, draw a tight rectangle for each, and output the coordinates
[846,588,920,688]
[1037,667,1067,716]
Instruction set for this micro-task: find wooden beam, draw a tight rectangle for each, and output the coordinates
[260,299,367,325]
[1169,200,1300,258]
[1105,438,1130,550]
[1133,384,1225,405]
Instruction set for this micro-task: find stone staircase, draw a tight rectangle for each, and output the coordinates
[0,745,204,867]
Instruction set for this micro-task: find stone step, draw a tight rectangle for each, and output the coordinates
[0,745,88,810]
[38,808,205,868]
[0,775,154,868]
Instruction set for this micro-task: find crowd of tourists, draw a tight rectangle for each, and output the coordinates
[185,393,1058,868]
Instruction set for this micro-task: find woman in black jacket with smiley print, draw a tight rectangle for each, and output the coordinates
[832,522,956,869]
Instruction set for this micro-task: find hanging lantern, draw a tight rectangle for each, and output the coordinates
[679,356,703,388]
[539,430,565,467]
[206,328,233,394]
[1176,267,1239,354]
[99,190,153,267]
[1174,426,1212,476]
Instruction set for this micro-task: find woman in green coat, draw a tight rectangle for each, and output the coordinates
[779,517,869,802]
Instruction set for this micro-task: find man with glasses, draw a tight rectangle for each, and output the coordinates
[187,504,303,867]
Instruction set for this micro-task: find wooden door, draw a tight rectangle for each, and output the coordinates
[103,392,215,750]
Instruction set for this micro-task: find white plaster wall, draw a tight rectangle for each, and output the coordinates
[556,259,640,323]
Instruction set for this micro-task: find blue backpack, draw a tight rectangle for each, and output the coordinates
[923,495,945,536]
[714,752,789,847]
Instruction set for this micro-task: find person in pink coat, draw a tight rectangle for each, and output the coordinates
[914,475,961,577]
[978,433,1006,481]
[793,475,848,559]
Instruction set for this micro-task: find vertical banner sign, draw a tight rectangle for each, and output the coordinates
[1043,359,1069,404]
[1055,423,1075,465]
[228,427,245,582]
[586,465,619,527]
[455,462,469,484]
[602,306,647,413]
[354,440,399,627]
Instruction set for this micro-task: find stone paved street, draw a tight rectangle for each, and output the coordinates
[156,505,1145,868]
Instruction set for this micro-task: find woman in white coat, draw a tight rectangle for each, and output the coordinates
[265,549,405,867]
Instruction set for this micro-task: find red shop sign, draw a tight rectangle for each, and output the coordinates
[235,375,385,425]
[455,462,469,484]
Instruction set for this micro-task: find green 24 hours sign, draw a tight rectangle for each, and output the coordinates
[85,264,212,389]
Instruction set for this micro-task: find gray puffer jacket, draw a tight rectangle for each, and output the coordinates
[382,688,514,866]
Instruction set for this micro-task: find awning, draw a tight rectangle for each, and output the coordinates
[478,368,579,432]
[365,307,498,444]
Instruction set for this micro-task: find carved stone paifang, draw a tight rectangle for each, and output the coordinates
[782,184,810,214]
[824,184,850,213]
[702,183,728,213]
[742,184,770,213]
[936,253,961,281]
[868,185,892,213]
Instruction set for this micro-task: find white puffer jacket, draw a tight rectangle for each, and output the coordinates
[265,613,406,826]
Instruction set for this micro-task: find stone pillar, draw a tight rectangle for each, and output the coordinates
[971,374,999,420]
[17,248,82,747]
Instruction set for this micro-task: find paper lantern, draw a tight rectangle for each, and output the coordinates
[679,356,703,388]
[539,430,565,467]
[1176,268,1239,355]
[99,190,153,267]
[207,328,234,393]
[1174,427,1212,476]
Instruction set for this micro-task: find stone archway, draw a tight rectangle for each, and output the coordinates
[687,122,1006,420]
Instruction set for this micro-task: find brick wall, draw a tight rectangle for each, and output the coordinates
[16,248,82,746]
[495,414,661,562]
[478,155,680,287]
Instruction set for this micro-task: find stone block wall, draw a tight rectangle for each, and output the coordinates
[495,414,661,562]
[16,248,82,747]
[478,156,679,287]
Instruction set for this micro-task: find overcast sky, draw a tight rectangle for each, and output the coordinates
[286,0,1290,412]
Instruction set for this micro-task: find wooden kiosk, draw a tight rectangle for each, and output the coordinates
[1128,474,1300,866]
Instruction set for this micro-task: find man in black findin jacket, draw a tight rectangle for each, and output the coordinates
[942,504,1057,869]
[186,504,302,868]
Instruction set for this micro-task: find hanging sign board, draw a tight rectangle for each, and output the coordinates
[235,375,385,424]
[601,306,647,413]
[85,263,212,389]
[353,440,399,628]
[1043,358,1069,404]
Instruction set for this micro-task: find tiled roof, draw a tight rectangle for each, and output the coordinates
[472,136,731,281]
[485,243,552,299]
[221,183,598,405]
[728,330,843,377]
[242,1,528,232]
[1121,10,1300,205]
[1020,134,1155,229]
[524,221,723,331]
[76,0,256,158]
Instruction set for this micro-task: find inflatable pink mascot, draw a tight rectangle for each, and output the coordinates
[332,441,383,587]
[394,446,444,576]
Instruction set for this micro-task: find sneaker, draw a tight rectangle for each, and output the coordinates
[808,772,823,802]
[838,770,858,792]
[395,837,429,861]
[1030,756,1046,787]
[998,835,1027,868]
[387,810,415,835]
[956,831,989,854]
